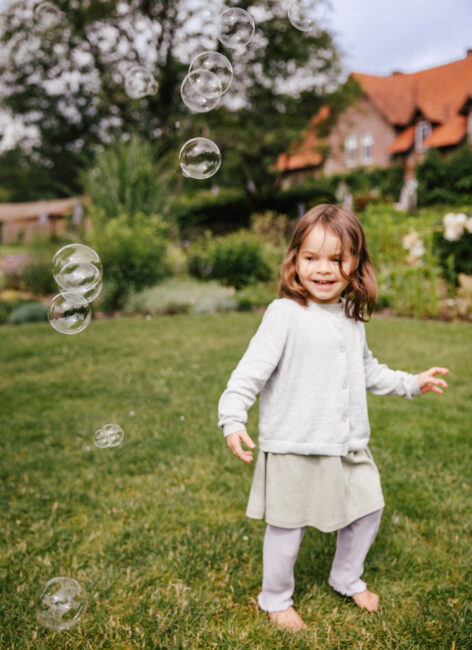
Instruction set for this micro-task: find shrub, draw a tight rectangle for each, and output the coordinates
[123,278,237,316]
[8,302,48,324]
[173,188,251,237]
[187,230,273,290]
[360,205,445,317]
[235,282,278,311]
[416,146,472,206]
[89,211,171,310]
[82,135,178,221]
[433,212,472,286]
[20,259,57,296]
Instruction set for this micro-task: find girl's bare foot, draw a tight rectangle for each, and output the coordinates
[352,588,379,612]
[268,606,308,631]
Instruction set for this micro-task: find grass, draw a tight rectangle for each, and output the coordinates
[0,312,471,649]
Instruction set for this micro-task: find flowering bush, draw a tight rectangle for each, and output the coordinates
[433,211,472,286]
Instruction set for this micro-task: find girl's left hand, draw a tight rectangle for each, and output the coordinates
[417,367,450,394]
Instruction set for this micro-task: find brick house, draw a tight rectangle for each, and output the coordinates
[277,50,472,184]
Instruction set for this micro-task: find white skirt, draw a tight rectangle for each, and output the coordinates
[246,447,385,533]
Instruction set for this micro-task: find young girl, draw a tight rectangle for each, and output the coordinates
[218,204,449,631]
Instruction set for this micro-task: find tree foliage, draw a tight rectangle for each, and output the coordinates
[0,0,344,200]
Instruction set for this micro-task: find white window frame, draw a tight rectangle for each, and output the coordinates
[415,120,432,153]
[360,132,373,165]
[344,134,358,167]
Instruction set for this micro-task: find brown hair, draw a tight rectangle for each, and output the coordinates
[278,204,377,322]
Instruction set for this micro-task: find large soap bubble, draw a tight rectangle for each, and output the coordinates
[179,138,221,180]
[124,65,159,99]
[217,8,255,49]
[53,244,102,284]
[36,577,88,631]
[288,0,327,33]
[189,52,233,95]
[48,292,92,335]
[93,423,124,448]
[55,262,102,302]
[180,70,222,113]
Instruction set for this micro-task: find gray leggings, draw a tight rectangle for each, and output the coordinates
[258,508,383,612]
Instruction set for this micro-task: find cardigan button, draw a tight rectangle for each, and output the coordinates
[342,381,348,389]
[340,344,346,352]
[342,414,348,422]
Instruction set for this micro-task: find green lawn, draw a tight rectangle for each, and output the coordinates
[0,312,470,649]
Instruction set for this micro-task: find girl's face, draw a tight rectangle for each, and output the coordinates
[297,225,354,304]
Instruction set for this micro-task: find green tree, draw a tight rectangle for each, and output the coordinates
[0,0,344,201]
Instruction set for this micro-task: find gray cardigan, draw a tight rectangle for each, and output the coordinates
[218,298,421,455]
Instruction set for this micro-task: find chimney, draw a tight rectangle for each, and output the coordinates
[391,70,404,76]
[467,48,472,57]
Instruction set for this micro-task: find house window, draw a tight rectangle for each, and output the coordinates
[344,134,358,167]
[360,132,373,165]
[415,120,432,153]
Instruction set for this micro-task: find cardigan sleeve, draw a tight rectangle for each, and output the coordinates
[218,300,290,437]
[361,325,421,400]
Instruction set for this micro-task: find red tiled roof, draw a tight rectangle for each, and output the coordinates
[388,125,415,154]
[276,149,323,171]
[423,114,467,147]
[352,54,472,128]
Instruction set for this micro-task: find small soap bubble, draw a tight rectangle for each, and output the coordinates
[179,138,221,180]
[288,0,327,33]
[93,423,124,448]
[392,515,400,524]
[217,8,255,49]
[180,70,222,113]
[48,292,91,335]
[36,577,88,631]
[189,51,233,95]
[34,2,63,29]
[124,65,158,99]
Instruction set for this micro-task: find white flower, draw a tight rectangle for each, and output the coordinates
[443,212,458,227]
[443,212,468,241]
[444,226,463,241]
[402,230,420,251]
[410,241,425,258]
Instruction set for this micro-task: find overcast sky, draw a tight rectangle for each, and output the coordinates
[328,0,472,76]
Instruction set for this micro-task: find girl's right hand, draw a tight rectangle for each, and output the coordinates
[226,429,256,464]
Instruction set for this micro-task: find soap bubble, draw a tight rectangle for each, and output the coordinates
[48,292,92,335]
[189,51,233,95]
[34,2,63,29]
[124,65,159,99]
[288,0,327,33]
[93,423,124,448]
[187,68,223,100]
[56,262,102,302]
[217,8,255,49]
[179,138,221,180]
[180,70,222,113]
[36,577,88,631]
[53,244,102,284]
